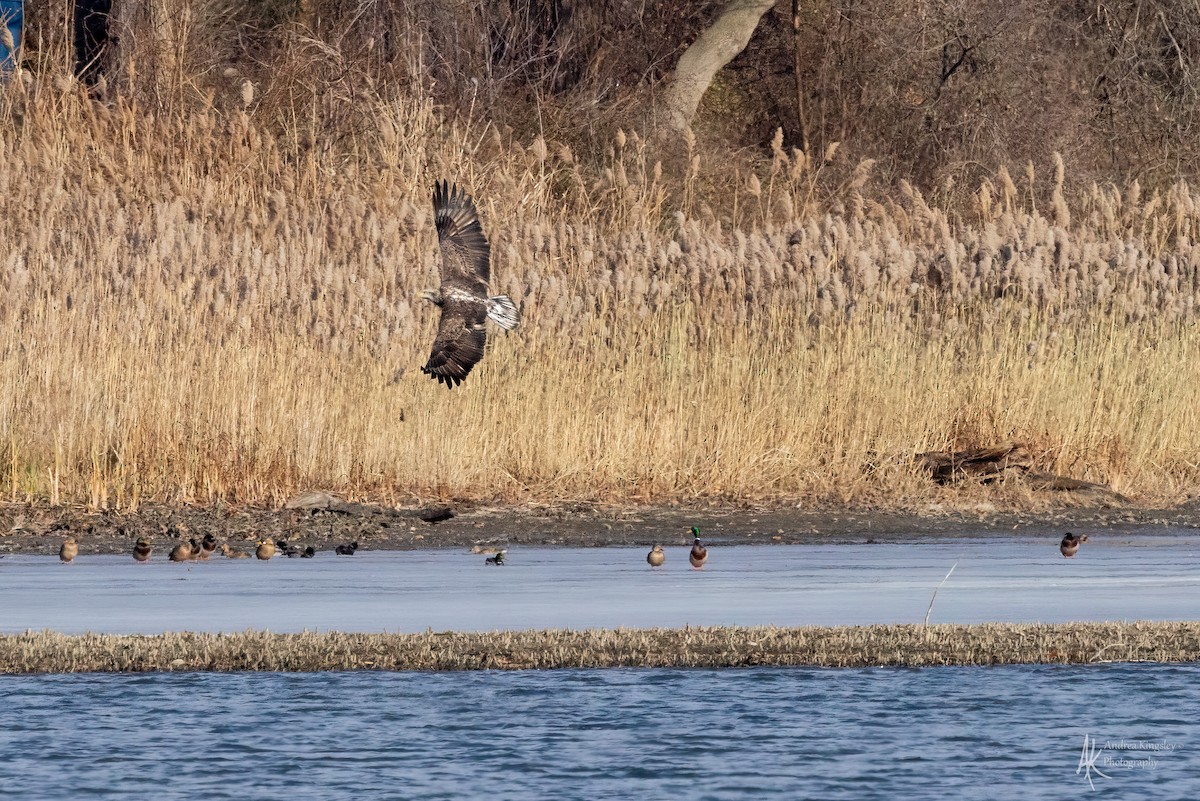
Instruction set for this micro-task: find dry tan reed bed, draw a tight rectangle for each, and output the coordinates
[3,623,1199,673]
[3,89,1200,506]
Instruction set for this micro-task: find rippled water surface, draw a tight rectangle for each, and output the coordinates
[3,536,1200,633]
[1,664,1197,799]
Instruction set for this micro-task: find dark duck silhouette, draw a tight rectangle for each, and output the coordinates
[194,533,218,560]
[1060,532,1089,558]
[133,537,153,562]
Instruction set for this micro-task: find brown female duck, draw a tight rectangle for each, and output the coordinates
[59,537,78,563]
[168,539,195,562]
[219,543,249,559]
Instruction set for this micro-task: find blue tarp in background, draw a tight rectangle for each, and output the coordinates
[0,0,21,78]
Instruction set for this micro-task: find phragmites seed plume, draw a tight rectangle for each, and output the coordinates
[0,65,1199,507]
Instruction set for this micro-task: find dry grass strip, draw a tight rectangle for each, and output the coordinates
[3,622,1198,674]
[4,80,1200,508]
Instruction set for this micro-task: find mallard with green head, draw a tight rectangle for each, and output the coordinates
[1060,532,1089,558]
[485,550,506,565]
[133,537,153,562]
[647,544,665,567]
[688,527,707,569]
[256,539,276,560]
[59,537,78,563]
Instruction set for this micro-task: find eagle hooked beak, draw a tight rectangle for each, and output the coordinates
[418,289,441,306]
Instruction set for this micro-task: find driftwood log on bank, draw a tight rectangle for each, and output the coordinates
[918,442,1129,505]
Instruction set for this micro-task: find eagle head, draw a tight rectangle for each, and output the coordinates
[418,289,443,306]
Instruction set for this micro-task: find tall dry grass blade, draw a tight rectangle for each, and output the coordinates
[924,561,959,626]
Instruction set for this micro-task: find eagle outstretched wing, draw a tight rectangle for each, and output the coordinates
[433,180,489,293]
[422,181,492,388]
[423,299,488,388]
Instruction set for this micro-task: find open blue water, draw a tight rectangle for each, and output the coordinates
[0,664,1195,799]
[3,536,1198,796]
[2,537,1200,633]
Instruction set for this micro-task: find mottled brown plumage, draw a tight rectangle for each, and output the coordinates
[420,180,519,388]
[59,537,78,563]
[168,540,194,562]
[220,543,249,559]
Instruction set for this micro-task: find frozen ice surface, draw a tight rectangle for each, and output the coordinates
[2,535,1199,634]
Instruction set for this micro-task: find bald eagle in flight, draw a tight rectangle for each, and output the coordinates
[419,180,520,388]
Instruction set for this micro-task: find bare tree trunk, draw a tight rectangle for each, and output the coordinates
[659,0,777,134]
[792,0,808,152]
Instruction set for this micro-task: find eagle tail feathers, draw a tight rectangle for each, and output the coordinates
[486,295,521,331]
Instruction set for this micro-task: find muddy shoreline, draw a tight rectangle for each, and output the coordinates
[1,497,1198,557]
